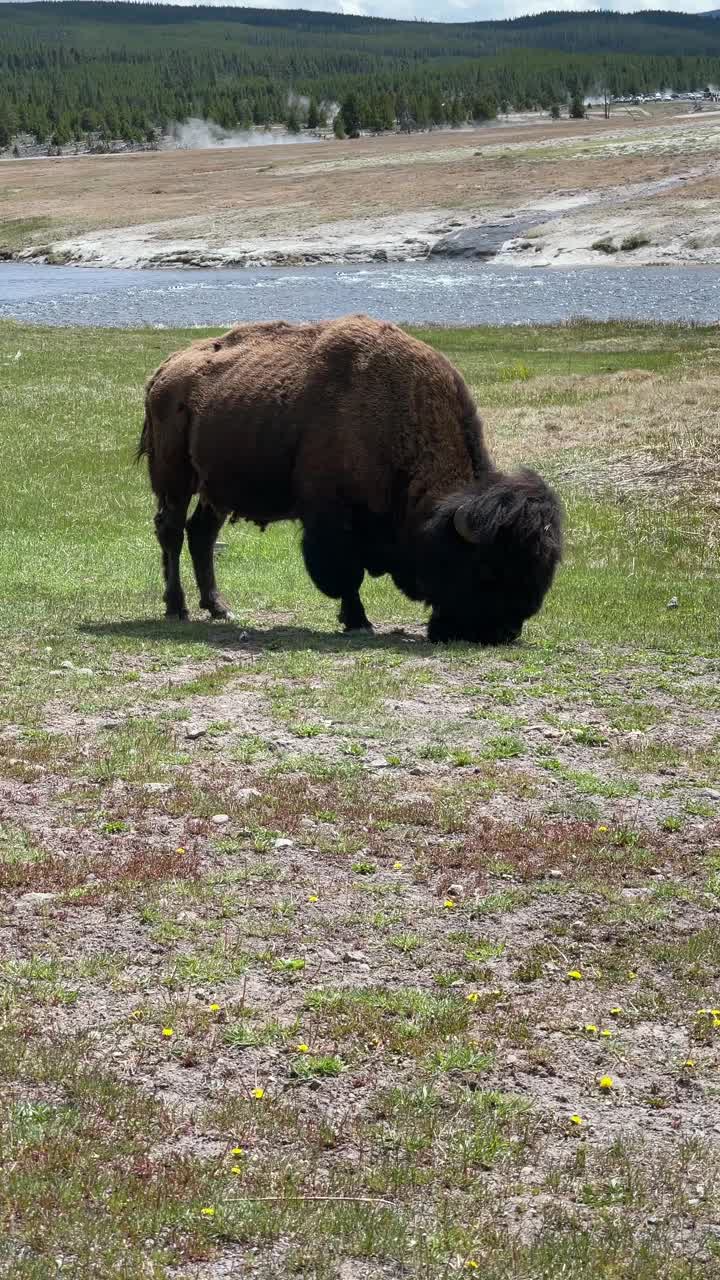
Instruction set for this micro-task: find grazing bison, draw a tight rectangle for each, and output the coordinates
[137,315,562,644]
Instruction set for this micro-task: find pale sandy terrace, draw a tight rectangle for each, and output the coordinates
[2,107,720,268]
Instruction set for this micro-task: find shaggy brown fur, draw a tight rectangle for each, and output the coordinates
[138,315,562,642]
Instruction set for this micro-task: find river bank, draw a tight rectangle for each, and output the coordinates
[3,112,720,271]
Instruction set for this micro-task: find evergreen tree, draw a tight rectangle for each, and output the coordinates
[333,111,346,139]
[570,93,586,118]
[307,97,321,129]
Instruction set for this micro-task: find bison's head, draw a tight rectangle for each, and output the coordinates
[420,469,563,645]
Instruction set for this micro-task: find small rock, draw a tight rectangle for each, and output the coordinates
[667,597,679,609]
[211,813,230,825]
[344,949,368,963]
[447,882,465,899]
[144,781,171,793]
[548,868,564,879]
[236,787,262,803]
[185,726,206,740]
[703,788,720,801]
[59,660,75,670]
[17,892,57,909]
[274,837,293,850]
[319,949,340,964]
[543,727,562,739]
[367,756,389,769]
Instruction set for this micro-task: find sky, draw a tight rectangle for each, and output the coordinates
[11,0,717,16]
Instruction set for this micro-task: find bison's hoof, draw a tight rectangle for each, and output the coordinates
[343,622,374,635]
[165,609,189,622]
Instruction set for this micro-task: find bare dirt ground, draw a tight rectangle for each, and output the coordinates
[2,106,720,269]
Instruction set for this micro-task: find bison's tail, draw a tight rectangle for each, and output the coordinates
[135,409,151,465]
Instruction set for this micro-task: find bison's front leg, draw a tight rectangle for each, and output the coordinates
[186,501,233,620]
[301,518,373,633]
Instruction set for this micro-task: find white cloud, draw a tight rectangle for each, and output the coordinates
[9,0,718,18]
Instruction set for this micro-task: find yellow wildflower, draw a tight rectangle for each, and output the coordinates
[129,1009,142,1020]
[230,1166,242,1176]
[466,992,479,1004]
[251,1087,264,1100]
[599,1075,614,1090]
[295,1043,310,1053]
[567,970,583,980]
[713,1018,720,1030]
[209,1003,221,1013]
[200,1207,215,1217]
[584,1024,598,1034]
[393,861,403,870]
[627,971,637,980]
[609,1007,623,1015]
[597,825,608,833]
[162,1027,174,1038]
[600,1029,613,1038]
[308,894,319,903]
[570,1114,584,1125]
[443,898,456,909]
[465,1264,480,1272]
[684,1059,696,1069]
[176,846,186,855]
[232,1146,243,1156]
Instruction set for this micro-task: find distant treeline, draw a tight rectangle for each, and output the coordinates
[2,2,720,146]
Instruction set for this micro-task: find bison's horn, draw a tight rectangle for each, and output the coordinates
[453,502,482,544]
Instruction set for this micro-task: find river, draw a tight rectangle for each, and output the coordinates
[1,260,720,327]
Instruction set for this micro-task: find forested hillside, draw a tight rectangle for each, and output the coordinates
[2,2,720,146]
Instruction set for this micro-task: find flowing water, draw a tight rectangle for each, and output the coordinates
[2,260,720,327]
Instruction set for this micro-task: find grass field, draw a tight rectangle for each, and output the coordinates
[1,318,719,1279]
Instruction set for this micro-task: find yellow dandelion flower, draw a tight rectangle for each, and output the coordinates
[584,1024,598,1034]
[599,1075,614,1090]
[567,970,583,980]
[600,1029,613,1038]
[610,1007,623,1016]
[443,898,456,909]
[308,894,319,903]
[627,971,637,980]
[251,1087,264,1100]
[570,1114,584,1125]
[597,825,608,833]
[162,1027,174,1038]
[465,1264,480,1272]
[712,1009,720,1017]
[295,1043,310,1053]
[684,1059,696,1069]
[466,992,479,1004]
[230,1166,242,1175]
[393,861,403,870]
[176,846,186,855]
[200,1207,215,1217]
[232,1146,243,1156]
[209,1003,221,1013]
[713,1018,720,1030]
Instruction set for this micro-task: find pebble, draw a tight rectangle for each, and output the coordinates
[17,892,57,909]
[703,788,720,801]
[548,868,564,879]
[185,726,206,740]
[344,949,368,963]
[236,787,262,803]
[667,596,679,609]
[446,882,465,899]
[274,837,293,849]
[211,813,230,825]
[366,756,389,768]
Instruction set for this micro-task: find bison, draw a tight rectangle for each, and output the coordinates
[137,315,562,644]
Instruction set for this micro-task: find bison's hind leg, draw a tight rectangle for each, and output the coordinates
[155,497,191,620]
[186,501,233,620]
[302,517,373,634]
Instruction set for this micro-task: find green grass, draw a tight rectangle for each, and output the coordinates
[1,320,719,1279]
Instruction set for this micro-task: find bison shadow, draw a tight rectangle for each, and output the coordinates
[79,619,432,656]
